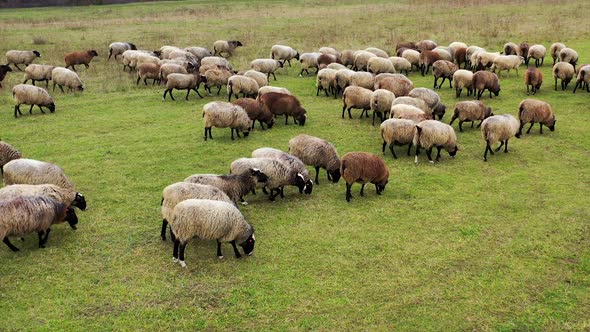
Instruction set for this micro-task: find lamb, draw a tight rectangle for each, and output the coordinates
[251,147,313,195]
[316,68,337,97]
[432,60,458,89]
[342,86,372,119]
[572,65,590,94]
[0,64,12,88]
[472,71,501,100]
[257,86,291,97]
[230,157,305,201]
[401,49,421,72]
[202,102,251,140]
[449,100,493,132]
[317,53,341,69]
[0,183,86,212]
[365,47,389,58]
[23,64,55,88]
[250,59,283,81]
[3,158,75,190]
[213,40,243,57]
[350,71,375,90]
[559,48,578,69]
[160,182,233,242]
[5,50,41,71]
[12,84,55,117]
[64,50,98,71]
[184,169,269,205]
[517,99,556,135]
[490,55,524,78]
[527,44,546,68]
[227,75,259,101]
[203,67,233,95]
[288,134,341,185]
[136,63,161,86]
[0,141,21,175]
[367,57,395,75]
[232,98,274,130]
[51,67,84,93]
[353,50,377,71]
[524,67,543,95]
[370,89,396,125]
[259,92,307,126]
[162,73,205,100]
[453,69,474,98]
[481,114,520,161]
[159,63,196,84]
[413,120,458,163]
[341,152,389,202]
[271,45,300,67]
[108,42,137,60]
[408,88,445,120]
[0,196,74,252]
[335,68,355,96]
[298,52,321,76]
[380,118,417,159]
[242,70,268,88]
[388,57,411,75]
[374,73,414,97]
[419,50,441,76]
[390,104,428,122]
[550,43,566,65]
[170,199,255,268]
[552,62,575,91]
[340,49,355,68]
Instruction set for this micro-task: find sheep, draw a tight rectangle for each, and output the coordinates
[370,89,396,125]
[200,56,233,72]
[202,102,251,140]
[388,57,411,75]
[527,44,546,68]
[365,47,388,58]
[380,118,417,159]
[432,47,453,62]
[327,63,347,70]
[374,73,414,97]
[64,50,98,72]
[0,183,86,212]
[298,52,321,76]
[3,158,75,190]
[121,50,158,71]
[213,40,243,57]
[449,100,493,132]
[432,60,458,89]
[317,53,341,69]
[524,67,543,95]
[481,114,520,161]
[230,157,305,201]
[517,99,556,135]
[184,46,212,62]
[250,59,283,81]
[335,68,355,96]
[475,51,501,70]
[159,45,182,59]
[232,98,274,130]
[0,64,12,88]
[391,96,430,114]
[288,134,341,185]
[408,88,445,120]
[12,84,55,117]
[342,86,372,119]
[184,169,269,205]
[135,53,161,67]
[472,71,501,100]
[490,55,524,78]
[552,62,575,91]
[448,42,468,57]
[453,69,474,98]
[415,40,437,52]
[465,46,484,69]
[396,42,416,52]
[504,42,522,57]
[136,63,161,86]
[23,64,54,88]
[559,48,578,69]
[51,67,84,93]
[251,147,313,195]
[257,86,291,97]
[0,141,21,175]
[242,70,268,88]
[350,71,375,90]
[5,50,40,71]
[270,45,299,67]
[390,104,428,122]
[454,47,468,69]
[159,63,196,84]
[227,75,259,102]
[367,57,395,75]
[353,50,377,71]
[203,67,233,95]
[319,47,340,57]
[520,43,530,64]
[259,92,307,126]
[401,49,421,72]
[160,182,233,242]
[167,50,198,65]
[340,49,355,68]
[162,73,204,100]
[316,68,337,97]
[0,196,75,252]
[550,43,566,65]
[419,51,441,76]
[413,120,458,163]
[572,65,590,93]
[341,152,389,202]
[108,42,137,60]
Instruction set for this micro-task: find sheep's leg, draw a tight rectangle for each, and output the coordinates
[230,128,235,140]
[539,123,543,134]
[483,141,492,161]
[504,140,509,153]
[161,219,168,241]
[169,90,175,101]
[573,81,580,93]
[495,141,505,152]
[14,64,22,71]
[314,166,320,185]
[555,78,558,91]
[236,130,241,138]
[271,72,277,81]
[407,143,413,156]
[360,184,366,196]
[526,123,534,134]
[3,237,19,252]
[144,78,149,86]
[29,104,34,114]
[44,80,48,88]
[477,120,483,128]
[192,88,203,99]
[284,115,289,125]
[435,146,442,161]
[345,183,353,202]
[526,84,530,95]
[458,120,464,132]
[433,76,438,89]
[448,77,453,89]
[38,231,45,247]
[71,65,77,72]
[37,105,45,114]
[14,105,20,118]
[324,87,329,97]
[41,228,50,247]
[178,243,187,267]
[217,241,223,259]
[185,89,191,100]
[477,90,483,100]
[541,57,544,66]
[456,88,461,98]
[425,148,434,163]
[58,84,65,93]
[203,127,209,141]
[389,144,398,159]
[230,240,242,258]
[327,170,332,182]
[280,186,285,198]
[84,63,89,69]
[268,188,279,201]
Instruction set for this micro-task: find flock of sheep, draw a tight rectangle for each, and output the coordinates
[0,37,583,267]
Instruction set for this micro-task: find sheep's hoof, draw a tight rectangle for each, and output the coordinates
[179,261,187,268]
[218,255,224,259]
[429,160,435,164]
[414,156,418,163]
[172,257,179,263]
[241,201,248,205]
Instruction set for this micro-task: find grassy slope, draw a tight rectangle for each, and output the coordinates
[0,0,589,330]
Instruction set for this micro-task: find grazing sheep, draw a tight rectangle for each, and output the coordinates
[252,147,313,195]
[370,89,396,125]
[350,71,375,90]
[168,50,198,65]
[184,47,213,62]
[23,64,54,88]
[160,182,233,241]
[572,65,590,93]
[380,118,417,159]
[491,55,524,78]
[481,114,520,161]
[317,53,341,70]
[64,50,98,71]
[170,199,255,268]
[448,42,468,57]
[550,43,566,65]
[3,158,75,190]
[454,47,468,69]
[472,71,501,99]
[12,84,55,117]
[259,92,307,126]
[341,152,389,202]
[353,50,377,71]
[135,53,160,68]
[432,60,458,89]
[524,67,543,95]
[504,42,521,56]
[184,169,269,205]
[415,40,437,52]
[288,134,341,185]
[518,99,556,135]
[121,50,158,71]
[408,88,445,120]
[203,67,233,95]
[390,104,428,122]
[250,59,283,81]
[340,49,355,68]
[213,40,243,57]
[51,67,84,93]
[527,44,546,68]
[413,120,458,163]
[388,57,411,75]
[257,86,291,97]
[202,102,251,140]
[449,100,493,132]
[466,46,485,69]
[319,47,340,57]
[365,47,389,58]
[432,47,453,62]
[0,183,86,212]
[108,42,137,60]
[391,96,430,114]
[0,196,73,252]
[0,64,12,88]
[271,45,300,67]
[520,43,530,64]
[559,48,578,69]
[136,63,161,86]
[232,98,274,130]
[335,68,355,96]
[374,73,414,97]
[453,69,474,98]
[401,49,421,72]
[159,63,195,84]
[552,62,575,91]
[159,46,182,59]
[367,57,395,75]
[227,75,259,102]
[342,86,372,119]
[298,52,321,76]
[5,50,40,71]
[476,51,501,70]
[162,73,204,100]
[200,56,233,72]
[316,68,337,97]
[242,70,268,88]
[327,63,347,70]
[0,141,21,175]
[419,50,441,76]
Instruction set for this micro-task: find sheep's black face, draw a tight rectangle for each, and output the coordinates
[200,75,207,84]
[48,103,56,113]
[153,50,162,57]
[304,180,313,194]
[376,181,387,193]
[295,52,300,60]
[33,50,40,57]
[236,41,243,47]
[294,174,306,193]
[1,64,12,72]
[128,43,137,50]
[65,208,78,230]
[493,88,501,96]
[449,146,458,157]
[242,130,250,137]
[73,192,87,211]
[90,50,98,57]
[329,169,341,183]
[297,114,307,126]
[266,118,275,129]
[239,234,255,256]
[251,169,269,183]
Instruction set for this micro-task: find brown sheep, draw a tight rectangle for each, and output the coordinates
[415,40,437,52]
[317,53,341,69]
[472,71,501,100]
[396,42,416,53]
[232,98,275,130]
[341,152,389,202]
[374,73,414,97]
[419,51,441,76]
[518,99,556,135]
[64,50,98,72]
[432,60,458,89]
[552,62,575,91]
[449,100,493,132]
[136,63,160,86]
[342,86,372,119]
[259,92,307,126]
[524,67,543,95]
[454,47,467,68]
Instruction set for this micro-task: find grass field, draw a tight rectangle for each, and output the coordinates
[0,0,589,330]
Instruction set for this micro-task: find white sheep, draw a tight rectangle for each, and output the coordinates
[23,64,55,88]
[365,47,389,58]
[0,141,22,175]
[380,118,417,159]
[413,120,458,163]
[453,69,474,98]
[202,102,251,141]
[159,63,195,84]
[243,70,268,88]
[108,42,137,60]
[388,57,411,75]
[481,114,520,161]
[5,50,40,71]
[370,89,396,125]
[527,44,547,68]
[51,67,84,93]
[401,49,421,72]
[408,88,445,120]
[250,59,283,81]
[550,43,566,65]
[367,57,395,75]
[184,46,212,61]
[353,50,377,71]
[251,147,313,195]
[390,104,428,122]
[552,62,575,91]
[270,45,299,67]
[0,183,86,212]
[288,134,341,185]
[350,71,375,90]
[213,40,243,57]
[12,84,55,117]
[162,73,204,100]
[227,75,259,102]
[559,47,578,69]
[342,86,372,119]
[316,68,337,97]
[490,55,523,77]
[257,86,291,97]
[298,52,321,76]
[3,158,75,190]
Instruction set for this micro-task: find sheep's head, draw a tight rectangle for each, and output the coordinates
[376,180,388,193]
[239,233,255,256]
[73,192,87,211]
[294,173,306,193]
[548,116,556,131]
[242,129,250,137]
[277,60,284,68]
[449,145,458,158]
[295,52,300,60]
[250,168,268,183]
[329,169,341,183]
[48,103,56,113]
[128,43,137,50]
[33,50,41,57]
[304,179,313,194]
[89,50,98,57]
[296,113,307,126]
[0,64,12,72]
[434,103,446,120]
[266,117,275,129]
[65,207,78,230]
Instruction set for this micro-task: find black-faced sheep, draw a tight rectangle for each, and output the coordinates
[481,114,520,161]
[203,67,233,95]
[472,71,501,100]
[380,118,416,159]
[250,59,283,81]
[491,55,524,78]
[12,84,55,117]
[316,68,337,97]
[184,169,269,205]
[527,44,546,68]
[449,100,493,132]
[552,62,575,91]
[136,63,161,86]
[341,152,389,202]
[3,158,75,190]
[242,70,268,88]
[413,120,458,163]
[342,86,372,119]
[365,47,389,58]
[259,92,307,126]
[162,73,205,101]
[572,65,590,93]
[370,89,396,125]
[227,75,259,102]
[0,64,12,88]
[251,147,313,195]
[559,48,578,69]
[353,50,377,71]
[288,134,341,185]
[401,49,421,72]
[408,88,445,120]
[108,42,137,60]
[52,67,84,93]
[257,86,291,97]
[518,99,556,135]
[390,104,429,122]
[159,63,196,84]
[388,57,411,75]
[453,69,474,98]
[5,50,40,71]
[271,45,300,67]
[213,40,243,58]
[432,60,458,89]
[524,67,543,95]
[298,52,321,76]
[232,98,275,130]
[550,43,565,65]
[64,50,98,71]
[367,57,395,75]
[23,64,54,88]
[202,102,251,140]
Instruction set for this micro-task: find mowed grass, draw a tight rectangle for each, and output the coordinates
[0,0,589,330]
